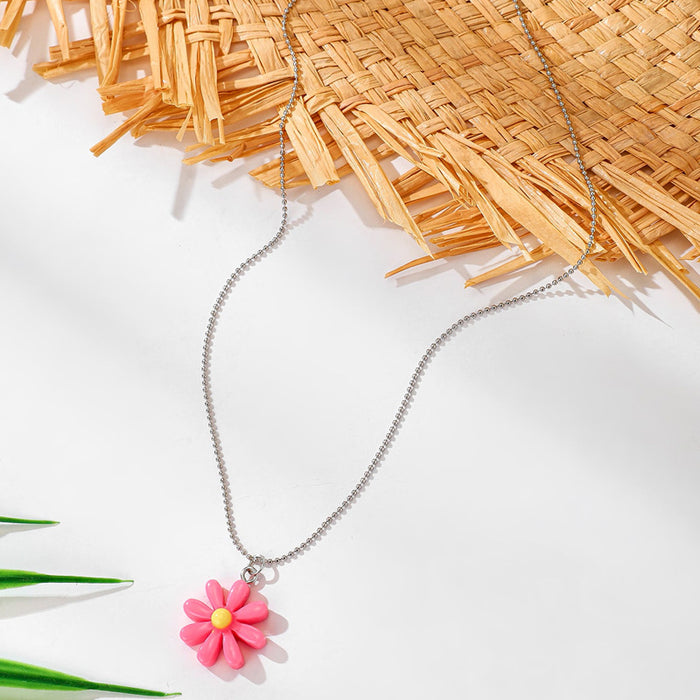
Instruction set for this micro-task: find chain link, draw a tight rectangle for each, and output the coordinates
[201,0,597,572]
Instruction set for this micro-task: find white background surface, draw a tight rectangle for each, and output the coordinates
[2,17,700,700]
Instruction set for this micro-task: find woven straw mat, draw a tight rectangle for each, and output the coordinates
[3,0,700,299]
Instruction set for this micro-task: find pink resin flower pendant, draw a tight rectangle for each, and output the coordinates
[180,579,268,669]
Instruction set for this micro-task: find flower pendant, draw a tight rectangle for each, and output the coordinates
[180,579,268,669]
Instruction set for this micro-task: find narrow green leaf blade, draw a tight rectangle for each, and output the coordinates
[0,659,180,696]
[0,570,133,590]
[0,516,58,525]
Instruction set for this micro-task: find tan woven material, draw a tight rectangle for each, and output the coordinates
[3,0,700,298]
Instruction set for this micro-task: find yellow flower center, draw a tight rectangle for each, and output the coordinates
[211,608,233,630]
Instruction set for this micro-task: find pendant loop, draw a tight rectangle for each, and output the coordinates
[240,557,265,584]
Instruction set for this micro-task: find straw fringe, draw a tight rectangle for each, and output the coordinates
[3,0,699,300]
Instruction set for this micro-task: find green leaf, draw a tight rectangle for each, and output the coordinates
[0,570,133,590]
[0,517,58,525]
[0,658,180,696]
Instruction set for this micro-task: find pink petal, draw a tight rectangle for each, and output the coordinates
[206,580,224,609]
[196,629,223,667]
[180,621,213,647]
[226,580,250,612]
[232,621,266,650]
[234,601,268,625]
[184,598,214,622]
[222,630,245,669]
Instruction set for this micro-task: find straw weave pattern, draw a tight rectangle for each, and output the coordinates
[3,0,700,297]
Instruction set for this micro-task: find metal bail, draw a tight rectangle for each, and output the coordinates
[240,558,264,585]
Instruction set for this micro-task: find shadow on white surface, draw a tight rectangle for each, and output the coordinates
[0,586,132,620]
[208,635,288,686]
[5,4,51,103]
[5,2,99,102]
[285,201,316,235]
[0,690,104,700]
[254,568,279,589]
[0,523,58,539]
[172,164,198,222]
[259,610,288,638]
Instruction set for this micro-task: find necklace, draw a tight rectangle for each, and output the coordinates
[180,0,597,671]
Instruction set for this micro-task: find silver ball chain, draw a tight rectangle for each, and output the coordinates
[202,0,597,582]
